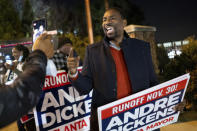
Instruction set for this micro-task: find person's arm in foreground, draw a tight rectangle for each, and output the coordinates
[67,47,93,95]
[0,50,47,128]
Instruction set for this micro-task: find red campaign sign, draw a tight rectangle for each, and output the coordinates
[97,74,190,131]
[42,72,71,91]
[42,67,82,91]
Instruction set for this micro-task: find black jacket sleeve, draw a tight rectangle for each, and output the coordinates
[72,46,93,95]
[0,50,47,128]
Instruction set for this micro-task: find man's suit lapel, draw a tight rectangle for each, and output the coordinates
[121,38,145,93]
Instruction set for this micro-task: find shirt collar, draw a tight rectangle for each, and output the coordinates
[109,41,121,50]
[104,31,129,49]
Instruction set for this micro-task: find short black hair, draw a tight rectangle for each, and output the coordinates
[58,36,72,49]
[14,44,29,62]
[106,7,126,19]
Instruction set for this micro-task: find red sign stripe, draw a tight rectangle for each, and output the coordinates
[101,79,187,120]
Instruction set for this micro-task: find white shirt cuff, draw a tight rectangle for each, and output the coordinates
[68,70,78,79]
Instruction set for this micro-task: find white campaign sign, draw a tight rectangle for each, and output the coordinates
[98,74,190,131]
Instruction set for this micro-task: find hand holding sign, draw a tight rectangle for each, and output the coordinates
[67,48,80,75]
[173,99,186,113]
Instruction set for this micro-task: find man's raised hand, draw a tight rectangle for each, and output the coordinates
[67,48,80,75]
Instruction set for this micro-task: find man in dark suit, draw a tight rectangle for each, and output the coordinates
[67,7,158,131]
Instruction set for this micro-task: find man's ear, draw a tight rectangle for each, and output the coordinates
[123,19,127,27]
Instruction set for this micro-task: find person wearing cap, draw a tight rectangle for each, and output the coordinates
[52,36,80,71]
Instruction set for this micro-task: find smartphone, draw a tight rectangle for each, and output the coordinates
[32,19,47,43]
[5,55,12,65]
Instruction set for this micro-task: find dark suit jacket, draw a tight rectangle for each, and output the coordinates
[72,34,158,130]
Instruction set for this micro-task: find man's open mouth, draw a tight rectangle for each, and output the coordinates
[105,26,114,34]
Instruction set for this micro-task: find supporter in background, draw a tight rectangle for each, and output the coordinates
[3,44,29,84]
[52,36,81,71]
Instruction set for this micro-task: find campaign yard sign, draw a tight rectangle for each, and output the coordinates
[34,71,92,131]
[98,74,190,131]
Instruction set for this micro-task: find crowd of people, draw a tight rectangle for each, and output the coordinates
[0,7,185,131]
[0,33,79,130]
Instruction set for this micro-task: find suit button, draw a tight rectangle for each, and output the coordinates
[113,88,116,92]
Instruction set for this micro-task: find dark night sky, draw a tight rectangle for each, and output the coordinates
[131,0,197,43]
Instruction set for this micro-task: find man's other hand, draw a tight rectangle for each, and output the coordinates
[173,99,186,113]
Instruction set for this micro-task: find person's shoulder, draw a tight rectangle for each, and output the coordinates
[87,41,104,49]
[128,38,149,45]
[128,38,150,48]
